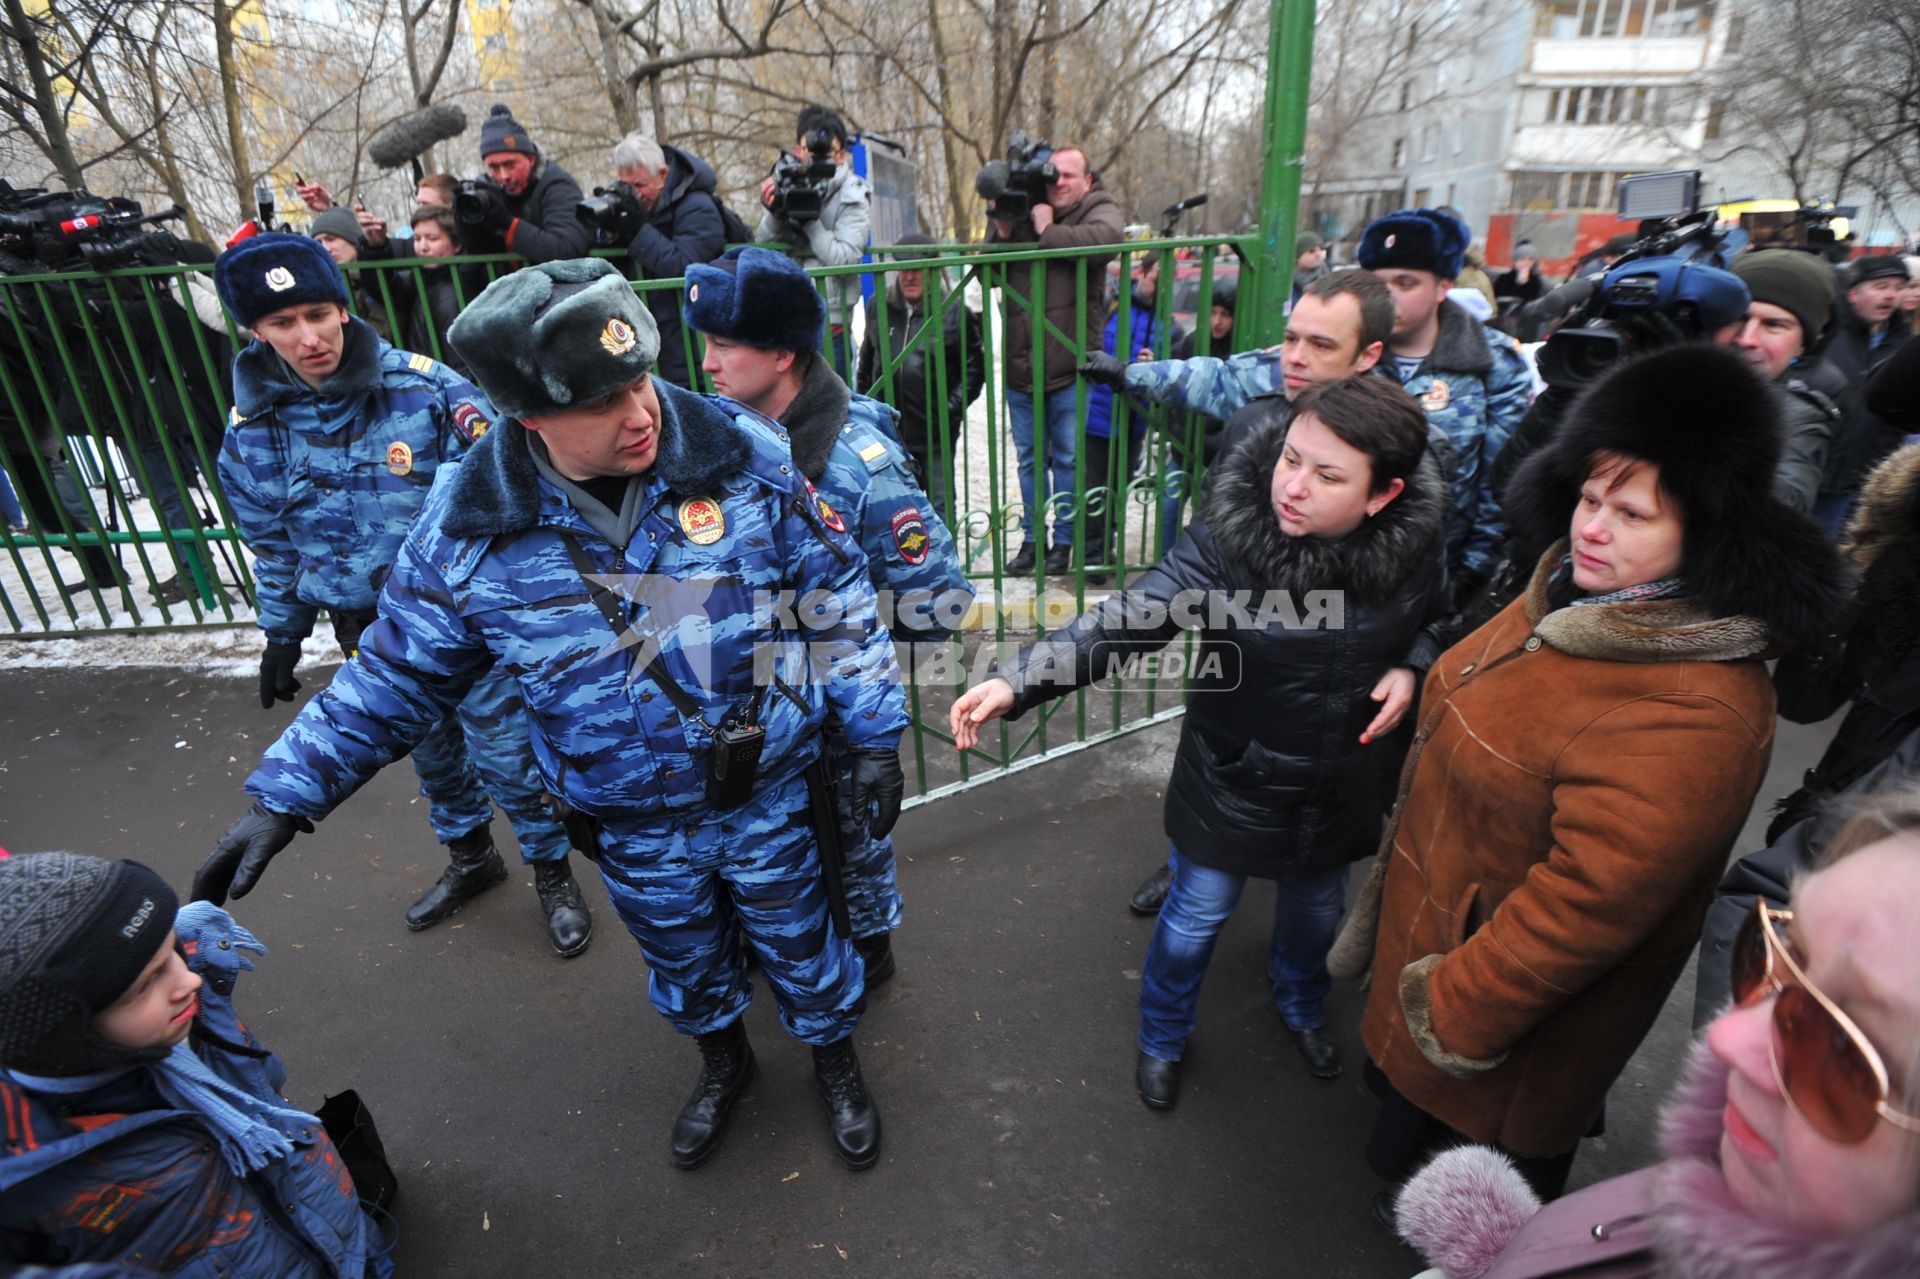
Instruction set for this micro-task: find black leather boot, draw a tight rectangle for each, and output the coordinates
[1128,863,1172,915]
[1136,1050,1180,1109]
[671,1020,756,1170]
[405,825,508,931]
[1292,1026,1342,1079]
[812,1037,881,1170]
[533,858,593,958]
[852,932,896,989]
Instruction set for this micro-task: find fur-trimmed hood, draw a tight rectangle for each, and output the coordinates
[1504,344,1850,647]
[438,379,753,540]
[1202,410,1446,606]
[1841,439,1920,576]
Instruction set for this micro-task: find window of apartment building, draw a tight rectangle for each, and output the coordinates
[1704,97,1726,140]
[1536,0,1712,39]
[1399,80,1413,111]
[1512,171,1562,209]
[1540,84,1670,125]
[1413,187,1434,208]
[1392,137,1407,168]
[1567,172,1612,207]
[1422,124,1439,161]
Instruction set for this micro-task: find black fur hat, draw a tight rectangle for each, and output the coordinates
[1503,343,1850,645]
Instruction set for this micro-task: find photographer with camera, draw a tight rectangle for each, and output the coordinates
[984,140,1124,575]
[755,105,871,382]
[449,104,590,264]
[602,132,728,388]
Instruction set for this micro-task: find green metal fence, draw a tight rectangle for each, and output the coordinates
[0,238,1251,798]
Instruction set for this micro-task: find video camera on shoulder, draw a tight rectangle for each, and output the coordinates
[0,180,187,274]
[576,181,645,246]
[769,127,840,226]
[974,130,1057,223]
[1536,170,1751,389]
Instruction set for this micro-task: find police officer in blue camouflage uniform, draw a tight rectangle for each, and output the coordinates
[212,233,592,958]
[197,257,908,1172]
[688,247,973,987]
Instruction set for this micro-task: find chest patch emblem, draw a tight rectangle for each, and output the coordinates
[600,317,637,357]
[452,401,490,444]
[891,506,929,565]
[678,496,725,545]
[386,441,414,476]
[1421,380,1451,411]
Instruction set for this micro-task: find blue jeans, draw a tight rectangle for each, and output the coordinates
[1138,845,1348,1061]
[0,464,22,528]
[1007,387,1079,546]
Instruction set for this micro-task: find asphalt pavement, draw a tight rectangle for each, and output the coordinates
[0,664,1832,1277]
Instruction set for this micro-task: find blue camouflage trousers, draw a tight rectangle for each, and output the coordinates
[408,665,569,863]
[593,770,865,1045]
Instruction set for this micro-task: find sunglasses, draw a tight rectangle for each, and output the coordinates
[1731,899,1920,1144]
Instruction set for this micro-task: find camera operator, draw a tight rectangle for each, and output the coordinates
[450,104,590,264]
[612,132,727,388]
[755,105,871,381]
[986,143,1124,575]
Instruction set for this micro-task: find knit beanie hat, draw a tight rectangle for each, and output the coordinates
[309,207,366,249]
[214,232,350,329]
[478,103,538,160]
[0,853,180,1076]
[1731,250,1836,349]
[1295,230,1324,255]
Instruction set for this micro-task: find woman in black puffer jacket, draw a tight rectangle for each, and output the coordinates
[952,376,1451,1107]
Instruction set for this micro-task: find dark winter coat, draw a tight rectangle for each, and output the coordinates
[396,262,481,376]
[466,159,592,264]
[626,145,727,387]
[996,409,1451,877]
[1395,1040,1920,1279]
[1816,300,1914,497]
[0,907,377,1278]
[987,183,1126,393]
[855,278,986,460]
[1766,441,1920,836]
[1771,375,1837,513]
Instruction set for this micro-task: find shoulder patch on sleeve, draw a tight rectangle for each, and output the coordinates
[408,352,436,373]
[891,506,929,565]
[451,400,492,444]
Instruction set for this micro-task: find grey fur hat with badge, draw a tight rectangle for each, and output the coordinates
[684,246,826,356]
[0,852,181,1076]
[447,257,659,421]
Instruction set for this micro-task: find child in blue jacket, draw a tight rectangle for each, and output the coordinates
[0,853,386,1277]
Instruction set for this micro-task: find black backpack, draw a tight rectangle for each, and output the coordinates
[712,196,754,248]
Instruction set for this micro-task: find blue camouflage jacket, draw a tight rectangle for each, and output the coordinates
[1125,299,1530,576]
[246,380,909,823]
[1,905,375,1279]
[218,316,497,642]
[1384,298,1531,578]
[784,362,972,644]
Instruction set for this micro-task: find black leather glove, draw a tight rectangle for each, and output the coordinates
[847,748,906,840]
[193,802,314,905]
[1078,352,1127,389]
[259,642,301,710]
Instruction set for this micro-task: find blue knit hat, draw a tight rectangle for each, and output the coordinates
[214,233,349,329]
[1356,207,1470,280]
[478,103,537,160]
[684,247,825,356]
[446,257,659,421]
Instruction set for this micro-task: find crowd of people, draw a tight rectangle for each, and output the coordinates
[3,95,1920,1278]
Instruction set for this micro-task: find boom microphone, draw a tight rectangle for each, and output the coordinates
[974,159,1011,201]
[367,103,469,170]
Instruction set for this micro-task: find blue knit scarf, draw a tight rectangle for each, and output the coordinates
[6,917,321,1177]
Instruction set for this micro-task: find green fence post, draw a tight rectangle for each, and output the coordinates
[1243,0,1319,347]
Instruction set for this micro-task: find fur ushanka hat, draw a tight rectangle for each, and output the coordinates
[1503,342,1850,646]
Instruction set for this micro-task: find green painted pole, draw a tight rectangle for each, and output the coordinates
[1245,0,1319,346]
